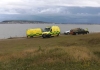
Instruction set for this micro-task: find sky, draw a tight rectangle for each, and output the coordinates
[0,0,100,23]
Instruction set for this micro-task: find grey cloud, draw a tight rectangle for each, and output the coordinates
[0,6,100,16]
[0,0,100,15]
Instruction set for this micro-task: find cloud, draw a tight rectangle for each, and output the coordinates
[0,0,100,15]
[1,0,100,8]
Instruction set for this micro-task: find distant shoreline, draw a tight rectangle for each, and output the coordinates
[0,20,100,24]
[0,22,99,25]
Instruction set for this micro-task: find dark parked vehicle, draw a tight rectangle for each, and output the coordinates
[70,28,89,35]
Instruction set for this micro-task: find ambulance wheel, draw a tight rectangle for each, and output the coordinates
[27,36,30,38]
[42,34,46,38]
[57,34,59,36]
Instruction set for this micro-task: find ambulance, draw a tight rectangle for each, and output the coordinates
[26,28,42,38]
[42,26,60,38]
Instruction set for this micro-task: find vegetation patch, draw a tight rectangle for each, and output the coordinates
[0,33,100,70]
[94,51,100,58]
[88,38,100,45]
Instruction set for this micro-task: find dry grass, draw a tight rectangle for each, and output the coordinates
[0,33,100,70]
[65,46,97,61]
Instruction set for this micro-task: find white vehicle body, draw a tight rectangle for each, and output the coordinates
[64,30,70,35]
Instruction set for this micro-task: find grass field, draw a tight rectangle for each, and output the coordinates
[0,33,100,70]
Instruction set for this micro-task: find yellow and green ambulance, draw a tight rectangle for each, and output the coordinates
[26,28,42,38]
[42,26,60,38]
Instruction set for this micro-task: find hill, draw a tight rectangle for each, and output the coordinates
[1,20,51,24]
